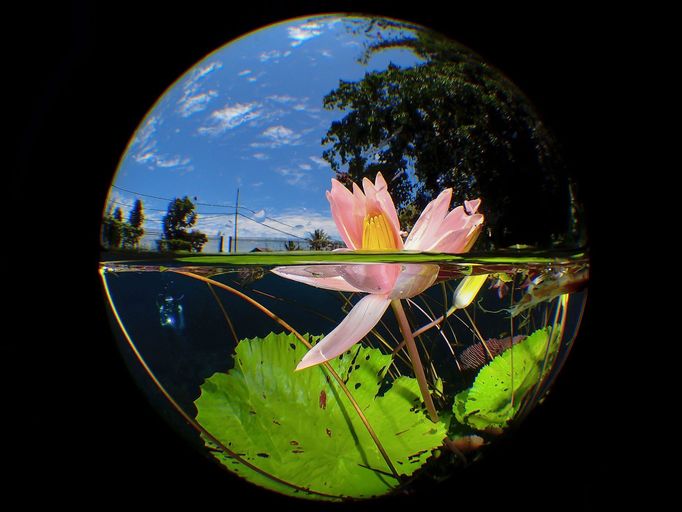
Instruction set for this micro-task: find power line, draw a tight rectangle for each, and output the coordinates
[238,212,306,240]
[111,184,236,209]
[110,184,304,230]
[106,197,306,239]
[108,199,167,213]
[107,199,234,217]
[107,185,154,201]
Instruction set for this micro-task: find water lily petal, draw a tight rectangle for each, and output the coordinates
[271,265,363,292]
[372,173,403,248]
[429,201,483,248]
[424,218,484,253]
[403,188,453,250]
[461,222,484,252]
[406,194,483,253]
[326,179,364,249]
[419,227,469,253]
[464,198,481,215]
[437,204,480,234]
[352,181,366,206]
[296,294,392,370]
[338,263,401,294]
[362,176,377,199]
[388,264,439,299]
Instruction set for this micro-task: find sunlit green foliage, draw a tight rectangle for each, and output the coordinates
[452,327,559,430]
[323,19,573,248]
[195,331,447,500]
[160,196,208,252]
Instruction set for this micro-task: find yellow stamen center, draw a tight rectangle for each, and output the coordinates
[362,212,398,250]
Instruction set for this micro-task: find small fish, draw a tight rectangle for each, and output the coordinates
[509,268,588,317]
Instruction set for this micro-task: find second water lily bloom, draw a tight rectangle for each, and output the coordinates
[273,172,484,370]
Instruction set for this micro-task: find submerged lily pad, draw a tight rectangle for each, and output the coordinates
[195,332,447,500]
[452,327,560,431]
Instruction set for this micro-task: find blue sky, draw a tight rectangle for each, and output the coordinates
[107,15,423,248]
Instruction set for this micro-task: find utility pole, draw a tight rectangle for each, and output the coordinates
[233,188,239,253]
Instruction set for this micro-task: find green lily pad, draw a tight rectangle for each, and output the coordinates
[195,332,447,501]
[175,249,586,266]
[452,326,560,431]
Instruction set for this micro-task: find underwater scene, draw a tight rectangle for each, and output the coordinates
[101,250,587,501]
[99,13,589,502]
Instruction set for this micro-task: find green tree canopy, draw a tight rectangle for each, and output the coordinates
[307,228,332,251]
[322,20,580,249]
[101,205,124,249]
[161,196,208,252]
[129,199,144,229]
[122,199,145,249]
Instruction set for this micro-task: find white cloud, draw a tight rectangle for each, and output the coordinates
[289,98,319,113]
[266,95,320,115]
[251,125,302,148]
[176,60,222,117]
[193,215,233,237]
[177,90,218,117]
[320,49,333,58]
[133,150,155,164]
[259,50,278,62]
[155,156,191,168]
[298,163,312,170]
[239,69,266,83]
[259,49,291,62]
[194,61,222,80]
[195,208,338,240]
[133,115,158,150]
[252,152,269,160]
[130,116,193,171]
[266,94,297,103]
[261,209,339,238]
[251,181,263,187]
[275,167,306,185]
[309,156,327,167]
[288,22,323,47]
[134,206,340,250]
[287,17,340,47]
[343,39,362,48]
[198,102,264,135]
[264,125,294,140]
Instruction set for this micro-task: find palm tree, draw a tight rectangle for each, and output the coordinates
[283,240,301,251]
[307,229,331,251]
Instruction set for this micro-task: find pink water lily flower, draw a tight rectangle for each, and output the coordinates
[273,172,483,370]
